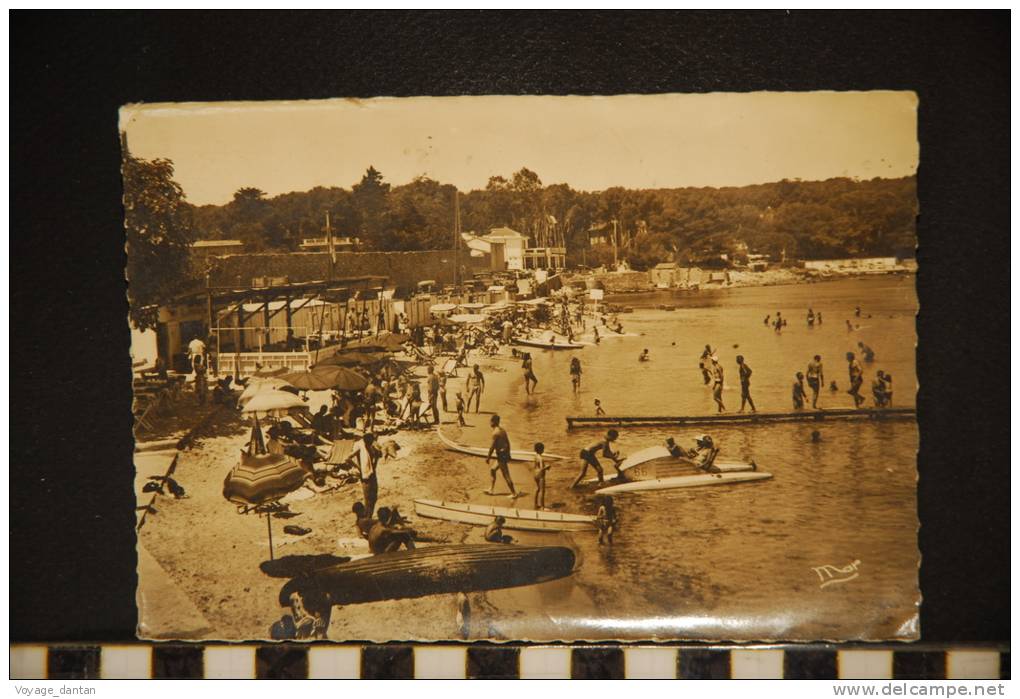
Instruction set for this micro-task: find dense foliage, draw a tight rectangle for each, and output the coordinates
[123,152,195,330]
[188,167,917,270]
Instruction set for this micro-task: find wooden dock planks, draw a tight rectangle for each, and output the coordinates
[566,407,916,429]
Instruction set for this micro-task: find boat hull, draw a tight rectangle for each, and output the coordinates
[514,338,586,350]
[278,544,576,607]
[595,471,773,495]
[582,446,756,484]
[414,498,596,532]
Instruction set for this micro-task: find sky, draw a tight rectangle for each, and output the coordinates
[120,92,918,207]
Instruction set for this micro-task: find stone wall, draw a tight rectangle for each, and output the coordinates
[206,249,487,289]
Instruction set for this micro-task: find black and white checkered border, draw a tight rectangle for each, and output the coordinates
[10,644,1009,679]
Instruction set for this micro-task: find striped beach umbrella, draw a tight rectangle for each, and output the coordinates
[223,450,309,506]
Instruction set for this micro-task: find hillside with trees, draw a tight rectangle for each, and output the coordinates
[184,166,917,270]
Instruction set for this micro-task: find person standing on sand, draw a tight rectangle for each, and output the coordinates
[570,357,582,395]
[736,355,755,413]
[846,352,865,408]
[485,415,518,499]
[711,355,726,413]
[465,364,485,412]
[532,442,551,510]
[807,355,825,409]
[455,391,467,426]
[438,372,448,412]
[426,366,441,425]
[355,433,380,518]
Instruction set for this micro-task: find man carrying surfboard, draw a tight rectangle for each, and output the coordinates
[485,414,519,499]
[571,429,624,488]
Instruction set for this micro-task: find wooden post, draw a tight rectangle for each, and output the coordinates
[266,511,274,561]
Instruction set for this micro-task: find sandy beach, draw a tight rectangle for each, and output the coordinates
[137,349,598,642]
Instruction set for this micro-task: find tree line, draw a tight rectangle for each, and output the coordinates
[123,149,916,330]
[191,167,917,266]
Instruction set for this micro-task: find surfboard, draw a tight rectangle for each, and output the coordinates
[436,428,567,462]
[278,543,576,607]
[514,337,587,350]
[414,499,596,532]
[595,471,773,495]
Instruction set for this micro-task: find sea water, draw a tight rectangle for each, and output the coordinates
[475,276,919,640]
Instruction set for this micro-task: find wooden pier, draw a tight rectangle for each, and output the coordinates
[566,407,916,429]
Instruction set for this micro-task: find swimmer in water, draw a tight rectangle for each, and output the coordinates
[639,348,650,362]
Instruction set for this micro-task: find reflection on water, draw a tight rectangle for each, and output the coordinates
[476,276,919,640]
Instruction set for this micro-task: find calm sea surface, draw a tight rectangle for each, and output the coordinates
[461,276,919,640]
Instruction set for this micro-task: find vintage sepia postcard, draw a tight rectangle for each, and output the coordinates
[123,93,920,642]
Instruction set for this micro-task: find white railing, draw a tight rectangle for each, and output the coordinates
[216,351,311,377]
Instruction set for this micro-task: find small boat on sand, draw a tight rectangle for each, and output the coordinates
[595,471,773,495]
[436,428,568,462]
[414,499,596,532]
[279,543,576,607]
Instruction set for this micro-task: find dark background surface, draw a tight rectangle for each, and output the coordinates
[11,10,1009,643]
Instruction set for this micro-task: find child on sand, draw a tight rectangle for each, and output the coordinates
[532,442,551,510]
[455,391,466,426]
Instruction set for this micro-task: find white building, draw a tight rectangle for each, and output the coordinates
[460,227,529,271]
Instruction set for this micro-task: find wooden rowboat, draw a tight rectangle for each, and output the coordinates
[278,543,576,607]
[414,498,596,533]
[436,428,568,462]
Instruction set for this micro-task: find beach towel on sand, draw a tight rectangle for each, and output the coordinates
[324,438,356,466]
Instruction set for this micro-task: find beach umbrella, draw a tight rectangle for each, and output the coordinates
[224,450,310,506]
[448,313,488,324]
[429,303,457,314]
[223,450,311,560]
[253,365,289,377]
[341,337,391,352]
[457,302,486,310]
[315,351,388,368]
[373,333,411,351]
[241,390,308,419]
[237,377,294,407]
[282,365,369,392]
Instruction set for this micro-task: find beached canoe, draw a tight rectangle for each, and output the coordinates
[414,498,597,532]
[582,446,756,485]
[514,336,587,350]
[436,428,567,462]
[595,471,773,495]
[278,543,576,607]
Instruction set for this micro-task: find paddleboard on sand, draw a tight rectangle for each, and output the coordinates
[582,445,757,484]
[278,543,576,608]
[595,471,773,495]
[436,428,567,462]
[414,498,596,532]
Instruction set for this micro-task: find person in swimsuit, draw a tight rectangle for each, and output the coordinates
[595,495,617,546]
[857,341,875,363]
[736,355,755,413]
[711,355,726,413]
[571,429,623,487]
[793,372,807,410]
[484,516,514,544]
[639,349,650,362]
[522,353,538,395]
[699,345,713,384]
[465,364,485,412]
[807,308,815,326]
[485,414,518,498]
[872,370,890,407]
[594,399,605,416]
[569,357,582,395]
[846,352,865,408]
[806,354,824,409]
[532,442,551,510]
